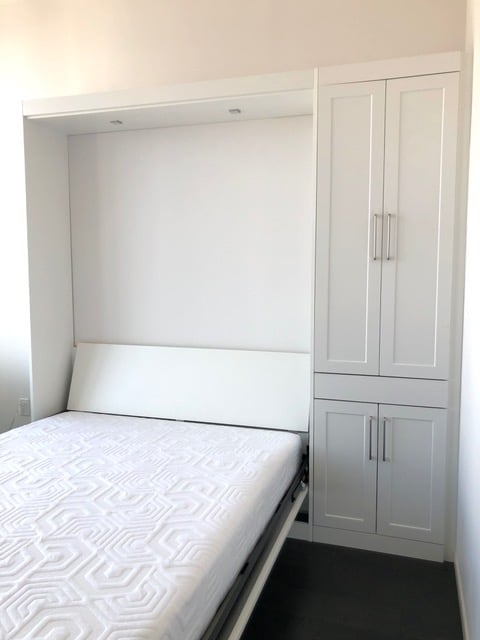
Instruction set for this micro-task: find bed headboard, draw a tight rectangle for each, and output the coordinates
[67,343,310,432]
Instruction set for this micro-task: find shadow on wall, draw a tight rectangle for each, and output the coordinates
[0,364,30,433]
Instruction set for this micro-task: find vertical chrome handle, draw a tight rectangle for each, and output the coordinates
[372,214,379,261]
[386,213,393,261]
[368,416,374,460]
[382,418,387,462]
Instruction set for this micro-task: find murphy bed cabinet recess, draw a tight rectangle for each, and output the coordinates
[313,71,459,561]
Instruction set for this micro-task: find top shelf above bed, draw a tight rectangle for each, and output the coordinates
[22,69,315,135]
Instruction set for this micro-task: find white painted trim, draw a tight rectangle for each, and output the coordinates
[68,343,311,432]
[23,70,315,118]
[317,51,462,86]
[454,556,470,640]
[312,526,444,562]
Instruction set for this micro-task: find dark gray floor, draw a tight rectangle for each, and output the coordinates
[241,539,463,640]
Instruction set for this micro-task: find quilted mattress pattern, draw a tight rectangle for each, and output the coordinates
[0,411,302,640]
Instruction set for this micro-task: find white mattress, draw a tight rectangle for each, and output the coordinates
[0,411,302,640]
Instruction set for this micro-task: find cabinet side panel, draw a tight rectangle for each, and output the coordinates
[24,120,74,420]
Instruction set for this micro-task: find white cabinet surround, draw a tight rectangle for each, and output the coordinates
[21,69,316,422]
[315,73,459,380]
[19,55,462,560]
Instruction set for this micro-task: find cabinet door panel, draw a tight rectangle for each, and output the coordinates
[315,82,385,374]
[377,404,447,543]
[380,73,458,379]
[313,399,378,532]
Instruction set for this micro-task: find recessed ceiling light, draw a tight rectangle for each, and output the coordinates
[228,108,241,115]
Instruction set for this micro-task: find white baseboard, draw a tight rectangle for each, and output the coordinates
[454,556,470,640]
[312,526,444,562]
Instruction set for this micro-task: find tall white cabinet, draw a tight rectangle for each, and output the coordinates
[313,71,459,560]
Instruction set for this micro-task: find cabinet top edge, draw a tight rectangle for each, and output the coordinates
[316,51,462,86]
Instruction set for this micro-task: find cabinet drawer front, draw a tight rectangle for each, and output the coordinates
[380,73,458,379]
[376,404,447,543]
[315,81,385,375]
[313,399,378,533]
[314,373,448,408]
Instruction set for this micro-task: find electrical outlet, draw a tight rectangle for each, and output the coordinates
[18,397,31,417]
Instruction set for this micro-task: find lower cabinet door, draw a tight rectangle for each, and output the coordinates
[376,404,447,543]
[313,399,378,532]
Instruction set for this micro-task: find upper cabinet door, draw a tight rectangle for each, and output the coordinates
[315,82,385,374]
[380,73,459,379]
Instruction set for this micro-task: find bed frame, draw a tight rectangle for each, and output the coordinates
[202,458,308,640]
[67,342,310,640]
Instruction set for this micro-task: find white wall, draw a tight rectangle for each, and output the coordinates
[0,98,31,433]
[0,0,466,430]
[456,1,480,637]
[69,116,313,352]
